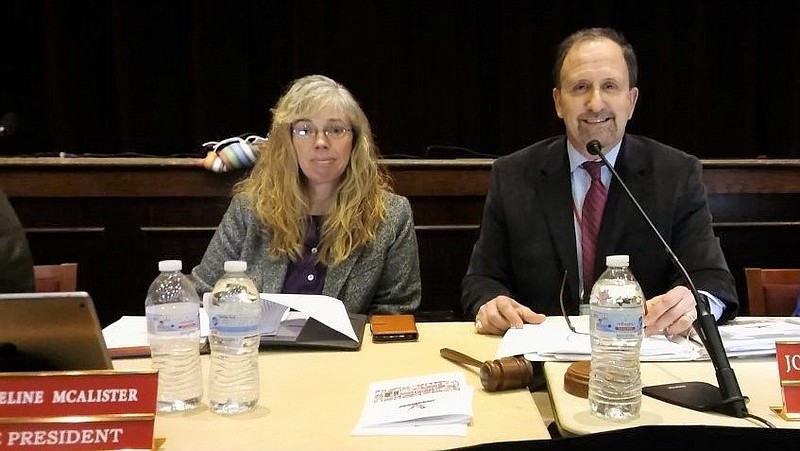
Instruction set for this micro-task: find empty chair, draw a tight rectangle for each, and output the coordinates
[744,267,800,316]
[33,263,78,293]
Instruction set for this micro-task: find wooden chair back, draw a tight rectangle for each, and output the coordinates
[33,263,78,293]
[744,267,800,316]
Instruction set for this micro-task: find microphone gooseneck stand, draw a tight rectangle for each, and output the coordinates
[585,139,748,418]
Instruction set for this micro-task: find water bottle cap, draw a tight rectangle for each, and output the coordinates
[605,255,629,267]
[158,260,182,271]
[224,260,248,273]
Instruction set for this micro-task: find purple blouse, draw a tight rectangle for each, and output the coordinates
[281,216,327,294]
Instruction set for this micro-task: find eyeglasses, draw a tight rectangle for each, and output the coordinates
[291,122,352,140]
[559,271,589,335]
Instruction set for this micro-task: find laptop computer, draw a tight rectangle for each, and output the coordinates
[0,291,113,371]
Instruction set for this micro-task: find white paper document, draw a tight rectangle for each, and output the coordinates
[102,316,149,350]
[716,316,800,355]
[102,309,211,351]
[104,293,360,351]
[201,292,290,336]
[260,293,358,342]
[496,315,800,362]
[352,372,474,436]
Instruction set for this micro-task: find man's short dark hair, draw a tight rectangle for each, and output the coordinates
[552,27,638,88]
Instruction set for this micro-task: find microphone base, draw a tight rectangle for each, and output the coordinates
[643,381,748,417]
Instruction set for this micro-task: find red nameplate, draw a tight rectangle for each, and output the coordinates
[0,371,157,417]
[0,418,154,451]
[774,340,800,419]
[0,370,158,450]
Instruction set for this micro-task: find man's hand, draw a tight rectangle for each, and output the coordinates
[644,285,698,338]
[474,296,546,335]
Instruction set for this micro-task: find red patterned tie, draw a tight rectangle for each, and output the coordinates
[581,160,608,296]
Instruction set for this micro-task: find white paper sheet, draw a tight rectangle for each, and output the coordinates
[717,317,800,353]
[352,371,473,436]
[260,293,357,342]
[102,292,360,350]
[202,292,288,335]
[102,309,210,350]
[102,316,148,349]
[495,315,800,362]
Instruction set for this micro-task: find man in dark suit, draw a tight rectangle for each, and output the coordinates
[0,188,34,293]
[462,27,738,337]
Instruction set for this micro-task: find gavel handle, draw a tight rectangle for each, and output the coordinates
[440,347,485,368]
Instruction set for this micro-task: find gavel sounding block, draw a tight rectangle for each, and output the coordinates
[564,360,590,398]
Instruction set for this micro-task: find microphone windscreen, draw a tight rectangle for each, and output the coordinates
[586,139,602,155]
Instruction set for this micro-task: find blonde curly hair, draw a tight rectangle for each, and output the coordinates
[234,75,391,265]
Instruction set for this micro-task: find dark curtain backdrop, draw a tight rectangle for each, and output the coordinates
[2,0,799,158]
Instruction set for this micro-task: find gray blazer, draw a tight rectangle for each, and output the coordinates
[0,189,34,293]
[462,134,739,322]
[192,191,421,315]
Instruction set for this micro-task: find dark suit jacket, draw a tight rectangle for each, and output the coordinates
[0,189,34,293]
[461,134,739,322]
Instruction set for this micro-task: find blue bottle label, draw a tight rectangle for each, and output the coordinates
[209,311,260,336]
[145,303,200,334]
[591,307,643,340]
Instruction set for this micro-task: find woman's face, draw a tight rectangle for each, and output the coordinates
[291,107,353,190]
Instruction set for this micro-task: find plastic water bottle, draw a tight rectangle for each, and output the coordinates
[207,260,261,415]
[588,254,645,421]
[145,259,203,413]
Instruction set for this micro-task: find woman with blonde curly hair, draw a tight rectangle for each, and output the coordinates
[192,75,421,314]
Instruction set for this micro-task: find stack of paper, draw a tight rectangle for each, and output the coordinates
[103,293,361,355]
[495,316,800,362]
[717,317,800,357]
[496,316,701,362]
[352,372,474,436]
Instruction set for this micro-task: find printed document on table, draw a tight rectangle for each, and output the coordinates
[495,315,800,361]
[352,371,474,436]
[260,293,357,342]
[102,316,149,350]
[102,309,210,355]
[495,316,699,361]
[202,293,359,344]
[716,316,800,355]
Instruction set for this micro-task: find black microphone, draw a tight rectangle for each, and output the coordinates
[586,139,748,418]
[0,112,18,137]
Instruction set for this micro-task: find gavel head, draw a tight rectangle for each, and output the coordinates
[479,356,533,392]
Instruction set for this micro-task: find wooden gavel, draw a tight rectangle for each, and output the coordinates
[440,347,533,392]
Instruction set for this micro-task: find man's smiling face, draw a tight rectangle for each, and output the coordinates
[552,37,639,156]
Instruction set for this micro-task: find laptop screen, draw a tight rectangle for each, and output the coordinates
[0,291,113,371]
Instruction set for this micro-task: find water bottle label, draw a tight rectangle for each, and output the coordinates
[209,312,260,336]
[591,308,643,340]
[145,304,200,334]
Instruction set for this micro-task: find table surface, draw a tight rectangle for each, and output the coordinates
[544,357,800,435]
[114,321,550,450]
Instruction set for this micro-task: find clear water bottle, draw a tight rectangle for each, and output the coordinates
[207,260,261,415]
[144,259,203,412]
[588,254,645,421]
